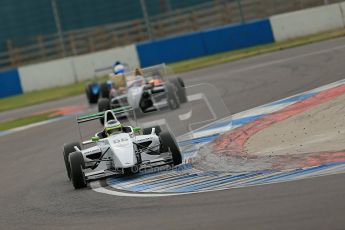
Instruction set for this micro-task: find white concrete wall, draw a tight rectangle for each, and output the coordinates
[19,58,76,92]
[73,44,140,81]
[270,4,344,41]
[19,44,139,92]
[339,2,345,25]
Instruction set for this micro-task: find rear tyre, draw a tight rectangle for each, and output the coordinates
[100,81,110,98]
[69,151,87,189]
[169,77,187,103]
[63,142,81,180]
[85,84,99,104]
[166,83,180,110]
[98,98,110,125]
[160,131,182,166]
[143,126,162,135]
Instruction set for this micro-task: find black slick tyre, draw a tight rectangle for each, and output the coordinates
[63,142,81,180]
[160,131,182,166]
[69,151,87,189]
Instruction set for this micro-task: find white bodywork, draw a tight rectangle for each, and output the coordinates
[80,129,167,177]
[127,84,169,112]
[127,86,144,110]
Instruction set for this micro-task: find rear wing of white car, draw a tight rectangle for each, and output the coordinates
[77,106,133,124]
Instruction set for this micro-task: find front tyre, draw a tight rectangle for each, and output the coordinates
[69,151,87,189]
[63,142,81,180]
[160,131,182,166]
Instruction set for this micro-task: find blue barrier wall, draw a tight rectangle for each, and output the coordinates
[0,68,23,98]
[136,19,274,67]
[136,32,207,67]
[202,20,274,55]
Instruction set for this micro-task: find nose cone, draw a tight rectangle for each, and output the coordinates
[108,133,137,168]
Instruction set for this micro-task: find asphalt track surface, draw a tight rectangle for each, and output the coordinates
[2,37,345,229]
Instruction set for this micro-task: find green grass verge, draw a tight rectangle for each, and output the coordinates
[0,82,85,112]
[0,112,58,131]
[0,75,127,113]
[169,29,345,73]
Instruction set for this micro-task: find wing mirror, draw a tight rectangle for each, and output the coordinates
[133,127,141,133]
[91,136,100,142]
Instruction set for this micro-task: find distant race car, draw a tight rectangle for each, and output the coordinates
[62,107,183,189]
[85,62,128,104]
[98,64,187,119]
[85,80,112,104]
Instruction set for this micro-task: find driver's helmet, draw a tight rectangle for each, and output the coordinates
[104,119,123,136]
[113,62,125,75]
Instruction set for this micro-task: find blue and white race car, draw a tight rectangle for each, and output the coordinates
[85,62,126,104]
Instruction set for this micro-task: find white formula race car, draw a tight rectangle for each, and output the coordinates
[63,107,183,189]
[98,64,187,119]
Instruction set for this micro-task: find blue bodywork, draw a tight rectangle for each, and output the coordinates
[90,83,100,95]
[106,80,113,89]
